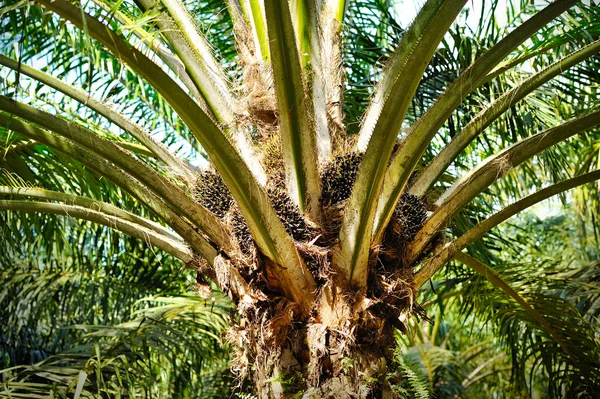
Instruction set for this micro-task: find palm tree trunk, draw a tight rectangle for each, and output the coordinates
[230,280,408,398]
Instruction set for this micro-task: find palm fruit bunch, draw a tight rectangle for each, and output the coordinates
[320,152,363,205]
[194,168,314,255]
[267,188,312,241]
[229,207,254,254]
[193,170,233,217]
[388,193,427,250]
[228,188,313,255]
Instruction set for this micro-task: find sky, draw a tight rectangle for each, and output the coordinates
[393,0,510,30]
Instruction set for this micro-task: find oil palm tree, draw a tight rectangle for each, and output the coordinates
[1,0,599,397]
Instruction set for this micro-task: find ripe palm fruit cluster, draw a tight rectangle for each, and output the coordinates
[194,170,313,254]
[267,188,312,241]
[195,152,426,258]
[320,152,363,205]
[392,193,427,246]
[228,190,312,254]
[193,171,232,217]
[229,207,253,253]
[320,152,426,250]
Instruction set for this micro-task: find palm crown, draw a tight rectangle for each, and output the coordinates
[1,0,599,397]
